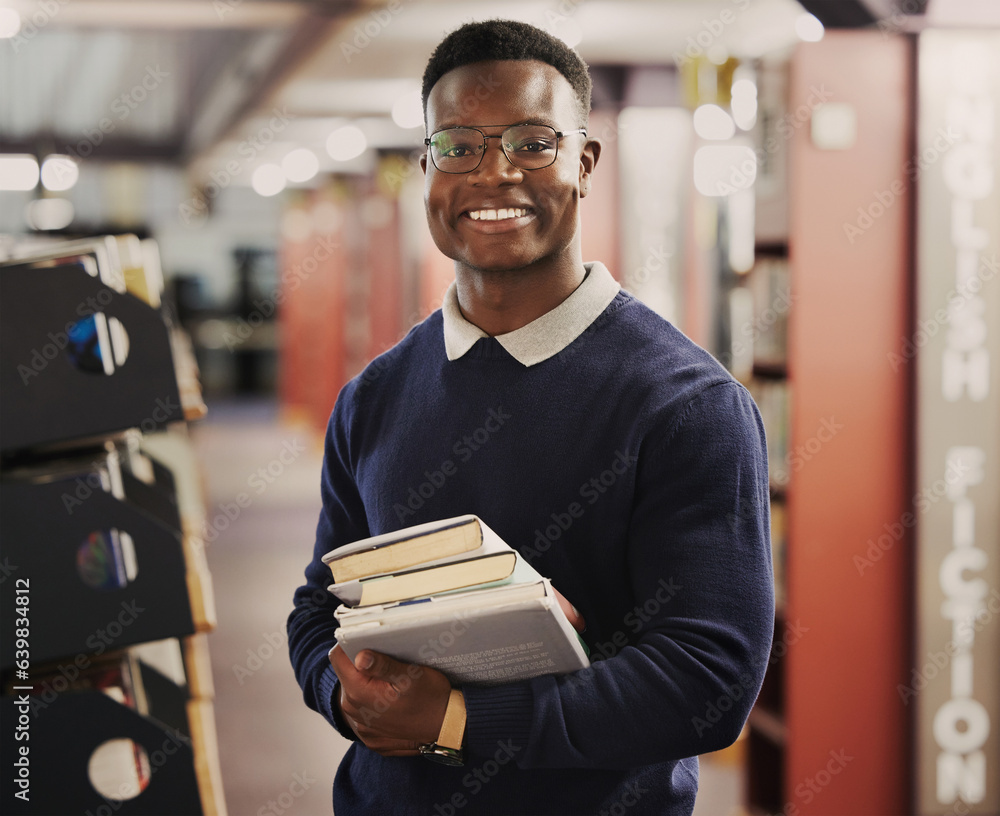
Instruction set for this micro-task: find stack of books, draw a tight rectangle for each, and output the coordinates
[324,515,589,686]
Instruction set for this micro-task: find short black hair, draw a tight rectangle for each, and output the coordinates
[422,19,592,127]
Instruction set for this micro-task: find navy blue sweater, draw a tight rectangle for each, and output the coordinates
[288,290,774,815]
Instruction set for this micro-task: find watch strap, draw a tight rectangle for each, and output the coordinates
[436,688,467,750]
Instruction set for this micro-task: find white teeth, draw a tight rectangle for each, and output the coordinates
[469,208,526,221]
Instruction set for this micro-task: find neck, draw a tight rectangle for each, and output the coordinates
[454,254,587,336]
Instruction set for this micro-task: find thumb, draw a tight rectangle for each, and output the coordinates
[354,650,407,680]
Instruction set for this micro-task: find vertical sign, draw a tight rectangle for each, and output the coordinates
[916,30,1000,815]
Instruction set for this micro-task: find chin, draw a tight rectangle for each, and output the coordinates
[462,252,548,275]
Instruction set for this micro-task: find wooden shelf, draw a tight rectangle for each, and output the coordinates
[744,36,913,816]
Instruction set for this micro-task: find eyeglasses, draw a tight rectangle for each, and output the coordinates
[424,125,587,174]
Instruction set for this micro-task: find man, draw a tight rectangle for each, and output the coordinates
[288,19,773,815]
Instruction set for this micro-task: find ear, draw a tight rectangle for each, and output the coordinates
[579,137,601,198]
[419,151,428,175]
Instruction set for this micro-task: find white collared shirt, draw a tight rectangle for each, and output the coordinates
[442,262,621,367]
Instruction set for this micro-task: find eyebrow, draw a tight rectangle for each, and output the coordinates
[430,119,559,132]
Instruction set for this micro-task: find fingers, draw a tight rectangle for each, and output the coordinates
[330,645,399,681]
[328,643,358,679]
[328,645,451,747]
[333,650,414,735]
[552,586,586,633]
[342,705,423,756]
[330,646,403,696]
[354,649,406,680]
[341,714,421,757]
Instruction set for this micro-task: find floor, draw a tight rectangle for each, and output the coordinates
[191,398,742,816]
[192,399,348,816]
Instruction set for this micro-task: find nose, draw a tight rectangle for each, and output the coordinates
[467,135,522,186]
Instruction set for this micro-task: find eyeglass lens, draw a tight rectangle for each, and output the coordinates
[429,126,560,173]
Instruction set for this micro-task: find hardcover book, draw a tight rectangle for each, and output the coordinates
[322,514,504,582]
[334,577,589,685]
[327,516,590,685]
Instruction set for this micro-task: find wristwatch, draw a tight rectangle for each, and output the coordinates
[419,688,466,766]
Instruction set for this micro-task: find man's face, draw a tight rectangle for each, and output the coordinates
[421,59,599,275]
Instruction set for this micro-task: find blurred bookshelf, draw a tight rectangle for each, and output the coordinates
[723,33,914,815]
[0,235,225,815]
[726,243,791,815]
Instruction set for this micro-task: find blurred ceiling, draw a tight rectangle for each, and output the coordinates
[1,0,992,191]
[0,0,349,164]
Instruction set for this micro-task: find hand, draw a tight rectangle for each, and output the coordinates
[553,586,586,633]
[329,645,453,757]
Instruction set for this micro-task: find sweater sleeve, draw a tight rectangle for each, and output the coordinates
[286,386,369,739]
[462,380,774,768]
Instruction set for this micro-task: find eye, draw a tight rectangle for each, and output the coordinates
[441,144,476,158]
[507,138,556,154]
[433,131,482,159]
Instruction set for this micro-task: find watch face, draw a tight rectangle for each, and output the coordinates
[419,744,465,767]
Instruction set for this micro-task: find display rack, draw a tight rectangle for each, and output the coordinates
[0,235,225,815]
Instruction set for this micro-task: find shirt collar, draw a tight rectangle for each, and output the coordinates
[442,262,621,367]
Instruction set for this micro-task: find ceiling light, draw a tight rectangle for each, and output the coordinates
[0,154,39,191]
[693,105,736,141]
[728,189,755,273]
[707,46,729,66]
[732,102,757,131]
[795,12,824,42]
[282,148,319,183]
[731,79,757,99]
[26,199,75,231]
[251,164,286,197]
[327,125,367,162]
[41,155,80,191]
[391,91,424,130]
[0,7,20,39]
[730,80,758,131]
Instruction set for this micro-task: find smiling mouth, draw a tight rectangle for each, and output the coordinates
[466,208,530,221]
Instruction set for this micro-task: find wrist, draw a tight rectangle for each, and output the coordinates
[329,676,359,740]
[437,688,467,749]
[419,687,466,765]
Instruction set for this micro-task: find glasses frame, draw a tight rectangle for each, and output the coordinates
[423,125,588,174]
